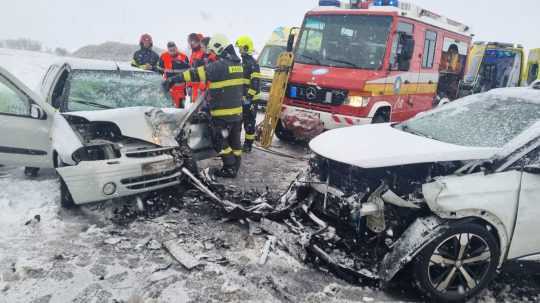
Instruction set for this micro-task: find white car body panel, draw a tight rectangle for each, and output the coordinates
[51,112,84,165]
[309,124,499,168]
[508,172,540,259]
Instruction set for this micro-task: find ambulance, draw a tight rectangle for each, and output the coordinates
[257,27,296,105]
[459,42,525,96]
[524,48,540,86]
[277,0,473,140]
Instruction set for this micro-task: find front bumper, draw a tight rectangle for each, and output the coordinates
[57,154,182,205]
[281,105,372,138]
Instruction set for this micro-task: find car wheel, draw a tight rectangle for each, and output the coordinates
[275,120,296,142]
[59,177,76,209]
[412,222,499,302]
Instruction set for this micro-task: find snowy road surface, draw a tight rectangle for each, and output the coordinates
[1,49,540,302]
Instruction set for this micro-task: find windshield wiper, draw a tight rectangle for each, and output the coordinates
[397,124,431,139]
[298,53,321,65]
[326,57,358,68]
[70,98,113,110]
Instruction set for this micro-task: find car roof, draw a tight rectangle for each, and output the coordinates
[53,57,147,72]
[486,86,540,104]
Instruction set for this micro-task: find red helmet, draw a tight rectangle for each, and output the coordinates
[139,33,153,47]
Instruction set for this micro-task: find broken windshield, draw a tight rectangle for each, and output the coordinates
[295,15,392,70]
[396,92,540,148]
[66,70,172,112]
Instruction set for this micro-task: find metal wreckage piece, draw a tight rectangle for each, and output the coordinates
[182,167,446,285]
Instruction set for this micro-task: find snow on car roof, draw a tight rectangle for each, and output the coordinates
[56,57,143,72]
[486,87,540,104]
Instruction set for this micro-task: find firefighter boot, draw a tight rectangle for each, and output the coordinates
[243,141,253,153]
[214,166,238,179]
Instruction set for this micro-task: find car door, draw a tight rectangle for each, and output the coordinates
[507,146,540,259]
[0,67,54,168]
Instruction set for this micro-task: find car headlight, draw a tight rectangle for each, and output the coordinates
[344,95,370,107]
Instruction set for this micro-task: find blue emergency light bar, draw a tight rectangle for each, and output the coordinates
[373,0,399,7]
[319,0,341,6]
[318,0,362,7]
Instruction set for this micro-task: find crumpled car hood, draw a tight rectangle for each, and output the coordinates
[62,106,190,146]
[309,124,500,168]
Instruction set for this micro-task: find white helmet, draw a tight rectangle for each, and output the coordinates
[208,33,230,56]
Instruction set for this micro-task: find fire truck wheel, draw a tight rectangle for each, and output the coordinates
[275,121,296,142]
[372,114,388,124]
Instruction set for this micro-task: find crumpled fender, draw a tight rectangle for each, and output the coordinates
[378,216,447,282]
[52,112,83,165]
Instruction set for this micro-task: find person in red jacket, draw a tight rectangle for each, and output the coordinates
[158,41,190,108]
[188,33,206,102]
[201,37,218,65]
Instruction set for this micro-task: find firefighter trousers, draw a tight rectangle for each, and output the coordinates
[211,118,243,171]
[242,103,257,145]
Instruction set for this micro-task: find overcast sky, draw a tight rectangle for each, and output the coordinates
[1,0,538,53]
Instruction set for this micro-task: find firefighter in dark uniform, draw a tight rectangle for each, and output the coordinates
[166,34,244,178]
[235,35,261,152]
[131,33,160,71]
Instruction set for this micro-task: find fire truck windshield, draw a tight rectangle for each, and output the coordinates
[295,14,393,70]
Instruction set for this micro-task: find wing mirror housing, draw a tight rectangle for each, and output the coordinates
[30,104,46,120]
[286,27,300,52]
[523,165,540,175]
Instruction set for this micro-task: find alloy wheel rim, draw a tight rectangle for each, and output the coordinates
[428,233,492,295]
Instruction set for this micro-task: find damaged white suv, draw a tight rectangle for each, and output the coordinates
[0,61,213,208]
[293,87,540,301]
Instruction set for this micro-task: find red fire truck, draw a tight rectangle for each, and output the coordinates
[277,0,473,140]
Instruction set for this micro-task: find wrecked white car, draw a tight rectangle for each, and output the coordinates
[274,87,540,302]
[0,61,214,208]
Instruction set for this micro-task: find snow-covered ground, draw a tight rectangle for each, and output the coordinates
[1,49,539,302]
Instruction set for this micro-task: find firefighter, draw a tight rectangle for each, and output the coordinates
[131,33,159,71]
[188,33,206,102]
[158,41,190,108]
[235,35,261,152]
[166,34,244,178]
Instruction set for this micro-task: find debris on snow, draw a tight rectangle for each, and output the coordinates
[163,240,201,270]
[258,236,276,265]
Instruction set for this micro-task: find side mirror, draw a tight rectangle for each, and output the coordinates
[287,34,296,52]
[523,165,540,175]
[30,104,46,120]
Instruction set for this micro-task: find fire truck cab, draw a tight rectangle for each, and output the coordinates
[278,0,472,140]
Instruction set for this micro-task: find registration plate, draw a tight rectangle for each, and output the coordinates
[295,109,320,119]
[142,159,175,175]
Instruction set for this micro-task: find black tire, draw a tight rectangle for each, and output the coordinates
[59,178,76,209]
[372,114,388,124]
[274,120,296,142]
[412,222,500,302]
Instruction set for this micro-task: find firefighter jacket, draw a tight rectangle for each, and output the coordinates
[158,52,190,79]
[241,53,261,102]
[169,47,244,121]
[131,47,160,71]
